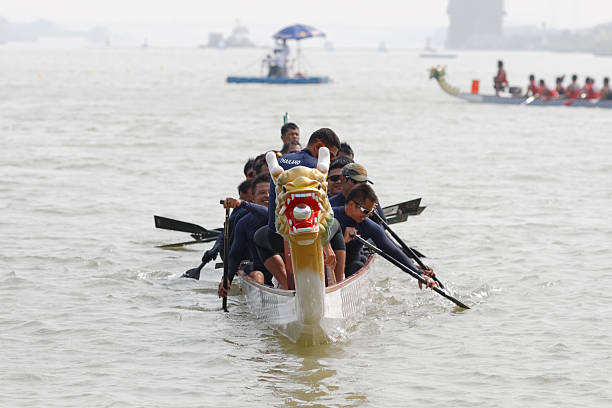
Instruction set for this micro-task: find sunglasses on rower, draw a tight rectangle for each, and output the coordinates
[353,201,376,215]
[328,175,343,182]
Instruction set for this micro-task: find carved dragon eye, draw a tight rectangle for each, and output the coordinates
[318,183,322,190]
[282,186,287,193]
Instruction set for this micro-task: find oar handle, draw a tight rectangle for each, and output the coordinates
[372,212,445,289]
[221,200,230,312]
[351,233,469,309]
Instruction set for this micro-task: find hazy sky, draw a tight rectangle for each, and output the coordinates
[3,0,612,46]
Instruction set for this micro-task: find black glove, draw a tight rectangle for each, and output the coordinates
[202,248,218,265]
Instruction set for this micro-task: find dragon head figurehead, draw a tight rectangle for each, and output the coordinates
[265,147,334,336]
[265,148,333,247]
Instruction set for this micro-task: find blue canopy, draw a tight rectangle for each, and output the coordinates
[272,24,325,41]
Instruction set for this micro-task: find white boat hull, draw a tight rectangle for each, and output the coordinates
[237,256,374,345]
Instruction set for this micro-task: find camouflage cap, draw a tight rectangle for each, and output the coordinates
[342,163,373,184]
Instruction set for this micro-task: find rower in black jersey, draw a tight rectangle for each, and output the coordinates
[333,184,437,289]
[255,128,342,289]
[182,179,254,279]
[218,174,272,297]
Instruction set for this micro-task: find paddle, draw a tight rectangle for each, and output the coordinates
[564,98,576,106]
[371,211,443,289]
[351,233,470,309]
[522,95,537,105]
[382,198,425,225]
[221,200,230,312]
[154,215,221,238]
[159,235,218,249]
[183,261,206,280]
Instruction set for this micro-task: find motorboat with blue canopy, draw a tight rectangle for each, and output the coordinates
[226,24,329,85]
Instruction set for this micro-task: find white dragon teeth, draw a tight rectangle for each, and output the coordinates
[279,205,287,215]
[290,225,319,234]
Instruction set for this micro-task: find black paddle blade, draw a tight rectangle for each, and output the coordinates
[182,262,205,280]
[157,236,218,249]
[182,267,201,280]
[383,198,425,225]
[154,215,220,236]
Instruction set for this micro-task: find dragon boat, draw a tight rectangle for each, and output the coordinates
[236,148,373,345]
[429,66,612,109]
[226,76,329,84]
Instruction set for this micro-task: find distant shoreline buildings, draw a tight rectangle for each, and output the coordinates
[0,17,108,44]
[204,22,255,49]
[444,0,612,54]
[446,0,505,49]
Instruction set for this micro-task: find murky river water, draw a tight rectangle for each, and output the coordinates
[1,44,611,407]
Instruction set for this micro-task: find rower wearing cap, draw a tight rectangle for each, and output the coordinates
[329,162,387,224]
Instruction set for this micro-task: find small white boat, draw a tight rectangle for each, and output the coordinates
[237,255,374,344]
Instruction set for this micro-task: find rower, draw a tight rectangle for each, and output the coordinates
[333,183,436,288]
[252,153,270,177]
[243,157,255,179]
[601,77,612,100]
[218,174,272,297]
[238,178,254,202]
[280,140,302,155]
[280,122,300,145]
[555,76,567,98]
[526,74,538,97]
[183,180,255,279]
[493,60,508,96]
[327,156,354,197]
[329,162,387,224]
[255,128,341,289]
[567,74,581,99]
[538,79,557,100]
[338,142,355,160]
[583,77,600,99]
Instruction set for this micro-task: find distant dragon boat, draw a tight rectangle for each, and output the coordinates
[429,66,612,109]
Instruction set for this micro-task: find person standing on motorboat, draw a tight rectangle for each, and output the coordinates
[268,40,290,78]
[493,60,508,96]
[267,49,282,77]
[279,39,289,76]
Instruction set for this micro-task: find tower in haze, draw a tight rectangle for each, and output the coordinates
[446,0,505,49]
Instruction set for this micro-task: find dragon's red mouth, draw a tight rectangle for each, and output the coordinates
[279,192,322,235]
